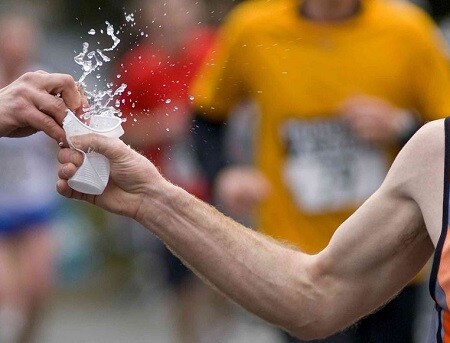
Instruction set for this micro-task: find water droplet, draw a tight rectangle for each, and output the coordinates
[125,13,135,22]
[189,95,195,101]
[166,128,170,132]
[88,29,96,35]
[165,99,172,104]
[117,74,121,79]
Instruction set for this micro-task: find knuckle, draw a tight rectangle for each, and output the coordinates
[61,164,71,178]
[11,96,29,114]
[57,148,69,163]
[53,96,67,112]
[71,150,83,165]
[13,83,30,98]
[20,71,37,83]
[37,96,67,115]
[41,115,57,129]
[61,74,76,88]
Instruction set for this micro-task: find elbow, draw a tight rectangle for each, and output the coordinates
[286,323,342,341]
[281,254,346,340]
[283,310,341,341]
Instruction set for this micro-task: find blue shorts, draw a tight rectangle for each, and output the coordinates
[0,204,58,238]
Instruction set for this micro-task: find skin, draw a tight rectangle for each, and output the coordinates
[56,119,443,340]
[0,71,83,141]
[214,167,271,217]
[302,0,360,22]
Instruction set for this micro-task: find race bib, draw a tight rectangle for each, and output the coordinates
[281,118,388,214]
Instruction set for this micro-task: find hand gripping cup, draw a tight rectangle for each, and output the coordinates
[63,110,124,195]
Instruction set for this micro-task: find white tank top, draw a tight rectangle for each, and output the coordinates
[0,133,58,212]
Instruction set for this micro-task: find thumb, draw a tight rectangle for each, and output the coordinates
[70,133,125,160]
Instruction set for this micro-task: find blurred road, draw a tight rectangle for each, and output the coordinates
[35,288,283,343]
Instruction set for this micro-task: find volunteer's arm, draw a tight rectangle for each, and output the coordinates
[56,121,439,340]
[0,71,83,140]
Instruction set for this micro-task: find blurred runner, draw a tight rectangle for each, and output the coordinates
[0,13,59,343]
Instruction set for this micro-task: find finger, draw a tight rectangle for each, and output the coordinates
[32,92,68,125]
[36,73,82,111]
[70,134,126,160]
[7,127,38,138]
[56,179,74,199]
[56,179,96,203]
[24,108,66,142]
[74,83,90,117]
[58,163,78,180]
[58,148,84,166]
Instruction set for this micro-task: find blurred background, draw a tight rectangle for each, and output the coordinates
[0,0,449,342]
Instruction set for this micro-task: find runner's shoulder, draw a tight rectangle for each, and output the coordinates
[401,120,445,166]
[383,119,445,195]
[410,120,445,154]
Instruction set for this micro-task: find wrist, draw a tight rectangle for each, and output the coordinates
[134,177,181,228]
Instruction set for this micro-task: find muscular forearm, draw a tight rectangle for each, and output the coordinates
[136,181,326,339]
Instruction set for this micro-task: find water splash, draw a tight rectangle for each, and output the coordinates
[74,21,126,120]
[125,12,135,23]
[74,21,120,84]
[103,21,120,52]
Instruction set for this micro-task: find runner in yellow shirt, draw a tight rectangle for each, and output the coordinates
[191,0,450,342]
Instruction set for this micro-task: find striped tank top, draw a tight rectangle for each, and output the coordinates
[430,118,450,342]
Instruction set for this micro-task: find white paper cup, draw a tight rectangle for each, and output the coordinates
[63,110,124,195]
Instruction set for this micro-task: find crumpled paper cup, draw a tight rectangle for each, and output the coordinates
[63,110,124,195]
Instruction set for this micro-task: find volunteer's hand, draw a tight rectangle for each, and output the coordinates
[0,71,84,140]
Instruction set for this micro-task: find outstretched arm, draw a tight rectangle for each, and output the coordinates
[56,121,442,339]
